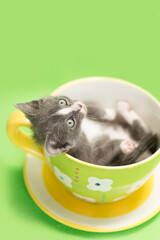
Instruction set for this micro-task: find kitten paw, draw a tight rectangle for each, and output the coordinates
[117,100,148,131]
[117,100,135,125]
[104,108,116,121]
[120,140,136,154]
[117,100,132,113]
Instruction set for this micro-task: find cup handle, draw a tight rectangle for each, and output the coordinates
[7,110,45,161]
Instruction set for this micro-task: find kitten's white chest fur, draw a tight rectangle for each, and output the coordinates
[81,118,133,143]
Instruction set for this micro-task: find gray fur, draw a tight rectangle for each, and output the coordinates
[15,96,85,156]
[15,96,159,166]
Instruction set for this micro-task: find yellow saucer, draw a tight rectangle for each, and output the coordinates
[24,154,160,232]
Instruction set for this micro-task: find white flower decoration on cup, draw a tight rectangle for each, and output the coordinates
[53,166,72,188]
[73,192,96,203]
[87,177,113,192]
[127,174,151,194]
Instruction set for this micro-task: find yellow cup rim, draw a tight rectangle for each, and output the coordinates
[50,76,160,170]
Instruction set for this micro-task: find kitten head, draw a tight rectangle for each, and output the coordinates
[15,96,86,156]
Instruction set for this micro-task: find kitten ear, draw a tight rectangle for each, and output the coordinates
[14,100,41,115]
[45,134,64,156]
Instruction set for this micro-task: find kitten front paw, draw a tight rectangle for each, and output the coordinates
[120,140,136,154]
[117,100,132,113]
[117,100,135,125]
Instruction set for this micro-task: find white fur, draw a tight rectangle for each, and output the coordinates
[104,108,116,120]
[120,110,147,130]
[81,119,102,142]
[56,107,73,115]
[56,102,85,115]
[117,101,148,131]
[81,118,134,143]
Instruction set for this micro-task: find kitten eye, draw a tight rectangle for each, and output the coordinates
[67,118,75,128]
[58,99,67,106]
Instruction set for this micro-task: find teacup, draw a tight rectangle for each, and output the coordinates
[7,77,160,203]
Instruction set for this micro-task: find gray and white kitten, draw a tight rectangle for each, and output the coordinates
[15,96,159,166]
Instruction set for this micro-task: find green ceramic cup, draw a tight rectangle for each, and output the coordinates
[7,77,160,203]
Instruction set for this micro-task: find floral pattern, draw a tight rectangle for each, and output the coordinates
[73,192,96,203]
[87,177,113,192]
[53,166,72,188]
[127,174,151,194]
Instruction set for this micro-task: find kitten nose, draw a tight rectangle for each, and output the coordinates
[72,102,84,111]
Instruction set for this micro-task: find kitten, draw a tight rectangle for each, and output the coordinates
[15,96,159,166]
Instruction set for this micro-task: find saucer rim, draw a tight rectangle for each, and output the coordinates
[23,153,160,233]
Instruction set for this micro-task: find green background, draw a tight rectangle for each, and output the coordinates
[0,0,160,239]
